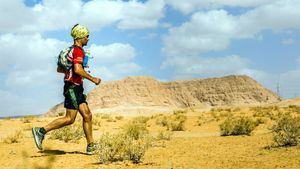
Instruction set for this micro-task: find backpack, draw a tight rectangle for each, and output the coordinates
[57,46,74,70]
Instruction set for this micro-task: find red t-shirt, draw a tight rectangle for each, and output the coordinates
[64,46,85,85]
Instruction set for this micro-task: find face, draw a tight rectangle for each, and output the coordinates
[81,35,89,46]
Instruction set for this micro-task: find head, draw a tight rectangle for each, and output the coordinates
[71,24,89,46]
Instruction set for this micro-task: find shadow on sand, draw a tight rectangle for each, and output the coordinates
[30,149,86,158]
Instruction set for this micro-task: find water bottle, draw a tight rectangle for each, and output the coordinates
[83,49,90,68]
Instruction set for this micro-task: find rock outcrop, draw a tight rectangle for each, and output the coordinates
[46,75,280,116]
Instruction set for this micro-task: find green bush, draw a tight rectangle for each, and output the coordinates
[50,122,84,143]
[271,114,300,147]
[220,117,257,136]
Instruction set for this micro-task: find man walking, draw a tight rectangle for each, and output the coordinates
[32,24,101,155]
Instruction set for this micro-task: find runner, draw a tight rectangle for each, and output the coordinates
[32,24,101,155]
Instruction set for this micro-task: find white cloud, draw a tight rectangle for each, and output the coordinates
[88,43,142,81]
[281,38,296,45]
[162,0,300,80]
[164,55,251,79]
[118,0,165,29]
[0,0,166,33]
[89,43,136,64]
[162,10,238,57]
[165,0,276,14]
[0,33,67,71]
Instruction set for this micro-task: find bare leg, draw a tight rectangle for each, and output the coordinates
[44,109,78,133]
[78,103,93,144]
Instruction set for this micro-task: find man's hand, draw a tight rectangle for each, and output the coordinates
[92,77,101,85]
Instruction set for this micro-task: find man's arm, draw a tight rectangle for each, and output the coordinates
[74,64,101,85]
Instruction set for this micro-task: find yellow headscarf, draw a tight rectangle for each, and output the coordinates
[71,24,89,40]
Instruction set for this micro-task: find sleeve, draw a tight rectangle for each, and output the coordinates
[73,47,84,64]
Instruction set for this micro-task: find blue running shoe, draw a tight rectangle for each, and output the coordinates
[32,127,45,150]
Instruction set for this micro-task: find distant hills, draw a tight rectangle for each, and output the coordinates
[46,75,280,116]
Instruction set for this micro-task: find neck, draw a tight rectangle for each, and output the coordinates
[74,40,83,48]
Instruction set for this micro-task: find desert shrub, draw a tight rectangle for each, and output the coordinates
[155,115,168,127]
[220,117,257,136]
[93,117,101,127]
[287,105,300,114]
[96,126,152,164]
[115,116,124,120]
[197,116,203,126]
[157,130,172,141]
[50,122,84,143]
[271,114,300,147]
[233,107,241,112]
[101,114,110,119]
[132,116,150,124]
[97,133,127,163]
[167,114,186,131]
[123,120,149,140]
[2,130,23,144]
[106,116,116,122]
[173,109,187,115]
[210,110,221,121]
[21,115,35,123]
[124,136,152,164]
[254,117,267,126]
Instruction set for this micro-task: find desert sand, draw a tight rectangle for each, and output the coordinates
[1,99,300,169]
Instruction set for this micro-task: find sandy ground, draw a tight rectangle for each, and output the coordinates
[0,103,300,169]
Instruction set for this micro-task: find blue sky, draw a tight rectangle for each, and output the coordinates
[1,0,300,117]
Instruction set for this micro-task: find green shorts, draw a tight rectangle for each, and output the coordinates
[63,82,87,110]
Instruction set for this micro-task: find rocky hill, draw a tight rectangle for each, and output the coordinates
[46,75,280,116]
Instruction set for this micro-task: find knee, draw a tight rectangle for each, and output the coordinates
[65,117,75,125]
[82,112,92,122]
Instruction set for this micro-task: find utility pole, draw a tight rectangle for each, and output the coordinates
[276,75,281,98]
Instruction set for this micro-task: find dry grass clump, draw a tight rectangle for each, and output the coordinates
[154,112,186,131]
[132,116,150,124]
[49,122,84,143]
[96,133,151,164]
[93,117,101,127]
[209,108,233,121]
[173,109,187,115]
[251,106,282,120]
[115,116,124,120]
[155,115,168,127]
[21,115,35,123]
[271,113,300,147]
[167,113,187,131]
[106,116,116,122]
[284,105,300,114]
[100,114,110,119]
[220,117,257,136]
[2,130,23,144]
[123,118,149,140]
[96,118,152,164]
[156,130,172,141]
